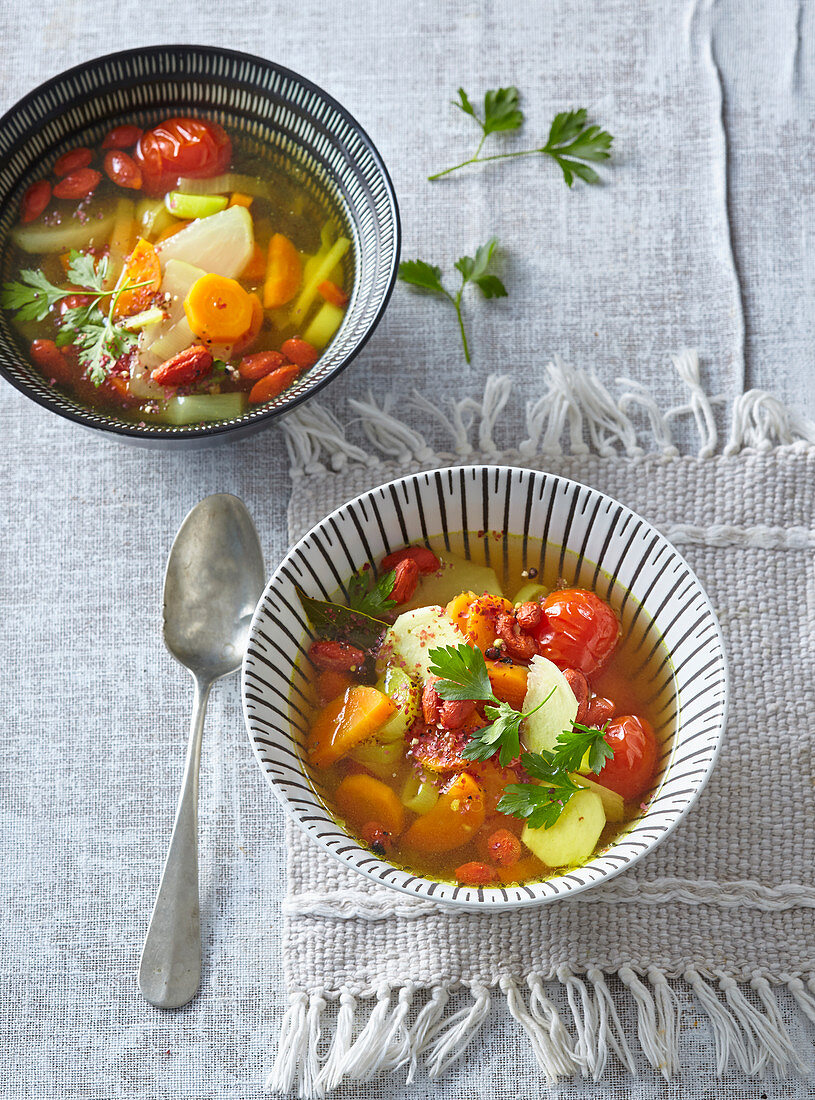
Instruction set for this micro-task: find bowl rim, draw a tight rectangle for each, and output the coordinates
[0,44,401,441]
[242,463,729,909]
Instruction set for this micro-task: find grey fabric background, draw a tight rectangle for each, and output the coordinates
[0,1,813,1097]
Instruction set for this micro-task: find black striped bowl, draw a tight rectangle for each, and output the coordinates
[0,46,399,446]
[243,466,728,909]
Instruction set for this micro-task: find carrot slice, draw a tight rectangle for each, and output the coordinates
[263,233,302,308]
[241,242,267,282]
[461,594,513,650]
[403,772,485,853]
[232,292,263,356]
[155,220,190,243]
[315,670,352,705]
[486,660,528,711]
[334,773,405,835]
[113,237,161,319]
[229,192,253,209]
[317,279,348,308]
[184,273,254,343]
[307,685,395,768]
[248,363,302,404]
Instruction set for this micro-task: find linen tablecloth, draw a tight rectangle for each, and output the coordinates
[1,1,813,1097]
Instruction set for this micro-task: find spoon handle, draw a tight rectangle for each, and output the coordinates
[138,675,212,1009]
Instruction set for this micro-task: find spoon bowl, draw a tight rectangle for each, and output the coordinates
[139,494,264,1009]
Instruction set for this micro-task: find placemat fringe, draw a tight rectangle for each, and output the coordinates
[266,970,813,1095]
[282,349,815,476]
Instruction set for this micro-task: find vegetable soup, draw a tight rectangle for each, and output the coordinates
[297,535,675,887]
[1,117,351,424]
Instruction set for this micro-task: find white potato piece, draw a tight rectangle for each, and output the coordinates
[522,655,579,755]
[379,606,466,681]
[155,205,253,278]
[571,773,626,823]
[522,788,606,868]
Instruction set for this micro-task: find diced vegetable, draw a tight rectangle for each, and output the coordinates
[263,233,302,309]
[521,789,605,868]
[184,274,253,343]
[458,593,514,650]
[513,581,548,604]
[403,772,485,853]
[379,606,466,681]
[348,738,405,781]
[15,213,115,259]
[112,237,161,319]
[122,307,164,330]
[176,173,273,201]
[149,393,247,424]
[164,192,228,219]
[136,198,175,241]
[522,655,579,755]
[145,318,196,364]
[571,773,625,823]
[495,854,546,884]
[400,774,439,815]
[334,773,406,836]
[241,243,267,282]
[290,235,350,322]
[303,300,344,348]
[229,192,253,209]
[104,198,136,289]
[156,205,253,279]
[375,667,420,743]
[307,685,396,768]
[486,660,528,711]
[411,552,502,610]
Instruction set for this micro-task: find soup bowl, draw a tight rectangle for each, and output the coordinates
[242,465,728,909]
[0,46,399,446]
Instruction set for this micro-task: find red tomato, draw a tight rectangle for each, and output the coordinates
[594,715,657,801]
[535,588,619,675]
[134,117,232,195]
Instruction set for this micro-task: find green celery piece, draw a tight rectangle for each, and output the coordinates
[164,192,229,220]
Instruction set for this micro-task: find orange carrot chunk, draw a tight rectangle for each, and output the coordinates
[403,772,485,853]
[317,279,349,308]
[241,242,267,282]
[486,660,528,711]
[307,685,396,768]
[112,238,161,319]
[263,233,302,308]
[334,773,405,835]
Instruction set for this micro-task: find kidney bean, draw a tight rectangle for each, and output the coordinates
[52,168,102,201]
[516,600,542,631]
[454,861,496,887]
[280,337,319,369]
[54,147,93,177]
[102,124,144,150]
[496,612,537,661]
[562,668,590,724]
[238,350,287,381]
[151,345,213,387]
[21,179,51,223]
[439,698,476,730]
[103,150,142,190]
[486,828,521,867]
[308,639,365,672]
[389,557,419,603]
[586,696,616,726]
[380,545,441,575]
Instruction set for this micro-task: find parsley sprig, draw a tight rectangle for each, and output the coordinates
[398,238,506,364]
[347,567,397,618]
[427,641,616,827]
[1,251,155,386]
[428,88,613,187]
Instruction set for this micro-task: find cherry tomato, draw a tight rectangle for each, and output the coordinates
[20,179,51,223]
[102,124,143,150]
[594,715,657,801]
[54,147,93,177]
[535,588,619,676]
[103,150,143,191]
[52,168,102,201]
[134,117,232,195]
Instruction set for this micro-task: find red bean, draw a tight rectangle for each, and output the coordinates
[54,147,93,177]
[389,558,419,603]
[103,150,142,191]
[20,179,51,223]
[380,546,441,575]
[102,124,143,150]
[308,640,365,672]
[280,337,319,369]
[53,168,102,201]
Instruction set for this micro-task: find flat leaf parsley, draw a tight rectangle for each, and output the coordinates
[429,87,613,187]
[398,238,506,364]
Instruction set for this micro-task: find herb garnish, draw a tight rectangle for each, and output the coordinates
[1,251,155,385]
[429,88,613,187]
[296,585,389,651]
[398,238,506,364]
[347,567,397,618]
[427,641,615,827]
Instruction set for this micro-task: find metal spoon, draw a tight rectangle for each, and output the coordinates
[138,494,265,1010]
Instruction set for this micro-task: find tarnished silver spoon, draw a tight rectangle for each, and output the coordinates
[138,494,265,1010]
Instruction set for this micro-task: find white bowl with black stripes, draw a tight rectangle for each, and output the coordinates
[243,466,728,909]
[0,46,399,446]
